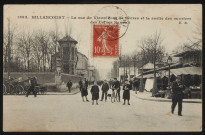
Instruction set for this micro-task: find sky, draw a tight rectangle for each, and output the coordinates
[4,4,202,80]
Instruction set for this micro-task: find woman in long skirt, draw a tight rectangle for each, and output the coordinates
[123,80,132,105]
[91,81,100,105]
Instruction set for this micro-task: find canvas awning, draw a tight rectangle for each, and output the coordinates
[170,67,202,76]
[142,73,160,78]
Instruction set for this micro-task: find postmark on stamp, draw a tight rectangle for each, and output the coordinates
[92,5,129,57]
[93,25,119,57]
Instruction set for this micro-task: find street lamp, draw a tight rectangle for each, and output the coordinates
[167,56,172,98]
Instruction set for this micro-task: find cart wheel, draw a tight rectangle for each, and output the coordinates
[3,84,7,95]
[8,84,15,95]
[16,85,24,95]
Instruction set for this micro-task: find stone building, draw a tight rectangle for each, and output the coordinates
[51,35,78,75]
[76,52,89,78]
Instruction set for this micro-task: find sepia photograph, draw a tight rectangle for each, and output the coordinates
[3,4,202,132]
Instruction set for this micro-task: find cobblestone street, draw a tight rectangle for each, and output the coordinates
[3,88,202,132]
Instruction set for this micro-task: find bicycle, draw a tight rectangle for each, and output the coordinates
[3,84,7,95]
[111,89,119,103]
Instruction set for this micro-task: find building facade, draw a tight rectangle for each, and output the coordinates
[58,36,78,74]
[76,52,89,78]
[51,35,78,75]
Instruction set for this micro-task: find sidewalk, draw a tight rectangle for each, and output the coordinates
[132,91,202,103]
[46,88,80,95]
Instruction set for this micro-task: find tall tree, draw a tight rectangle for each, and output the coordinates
[17,31,33,71]
[139,31,165,94]
[34,30,50,72]
[49,19,61,71]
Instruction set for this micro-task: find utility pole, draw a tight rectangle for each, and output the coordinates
[7,18,11,79]
[125,57,127,80]
[139,54,144,92]
[152,42,159,96]
[128,57,130,79]
[123,55,125,83]
[133,55,136,77]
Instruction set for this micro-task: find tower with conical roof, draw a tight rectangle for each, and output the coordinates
[58,35,78,74]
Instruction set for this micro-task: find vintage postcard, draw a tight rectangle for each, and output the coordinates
[3,4,202,132]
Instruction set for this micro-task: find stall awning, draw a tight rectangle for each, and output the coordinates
[170,67,202,76]
[141,73,160,78]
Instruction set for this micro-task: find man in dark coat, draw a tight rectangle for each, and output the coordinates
[123,80,132,105]
[129,79,133,90]
[109,79,113,89]
[79,79,83,91]
[133,78,139,93]
[26,77,37,97]
[171,76,185,116]
[91,81,100,105]
[100,80,109,102]
[80,80,89,102]
[67,80,72,93]
[113,78,121,102]
[84,78,88,88]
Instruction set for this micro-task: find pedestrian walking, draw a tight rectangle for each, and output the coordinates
[129,79,133,90]
[91,81,100,105]
[100,80,109,102]
[26,77,37,97]
[171,76,185,116]
[84,78,88,88]
[67,80,72,93]
[80,80,89,102]
[79,79,83,91]
[113,78,121,102]
[123,80,132,105]
[133,78,139,94]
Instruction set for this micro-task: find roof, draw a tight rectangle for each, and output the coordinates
[139,62,158,70]
[142,62,182,75]
[136,73,160,78]
[137,66,202,78]
[173,50,202,57]
[172,40,202,57]
[77,52,88,60]
[58,35,78,44]
[162,56,182,64]
[170,67,202,76]
[143,74,160,78]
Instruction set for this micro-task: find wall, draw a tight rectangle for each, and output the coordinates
[61,73,82,84]
[3,72,83,92]
[3,72,55,84]
[57,73,83,91]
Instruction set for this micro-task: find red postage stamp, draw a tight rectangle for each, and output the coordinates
[93,25,119,57]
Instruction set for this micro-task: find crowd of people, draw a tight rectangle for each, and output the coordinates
[76,77,185,116]
[77,78,132,105]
